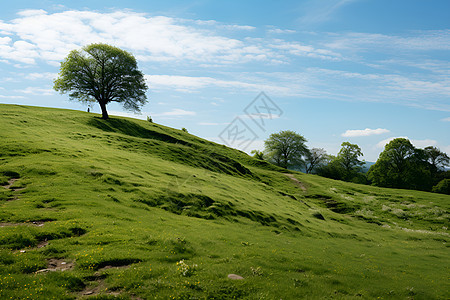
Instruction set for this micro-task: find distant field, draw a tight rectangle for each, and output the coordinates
[0,104,448,299]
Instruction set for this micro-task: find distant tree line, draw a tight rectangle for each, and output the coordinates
[252,131,450,195]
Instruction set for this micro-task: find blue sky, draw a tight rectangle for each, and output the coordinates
[0,0,449,161]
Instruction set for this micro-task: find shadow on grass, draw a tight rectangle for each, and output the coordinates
[87,117,189,145]
[87,117,254,177]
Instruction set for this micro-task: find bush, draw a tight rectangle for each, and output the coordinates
[181,127,188,133]
[250,150,264,160]
[432,179,450,195]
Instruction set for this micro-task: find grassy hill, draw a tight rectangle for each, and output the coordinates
[0,104,448,299]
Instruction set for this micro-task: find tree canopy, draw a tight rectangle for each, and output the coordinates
[264,130,308,169]
[316,142,366,183]
[54,43,148,119]
[336,142,364,177]
[424,146,450,172]
[368,138,433,190]
[304,148,328,174]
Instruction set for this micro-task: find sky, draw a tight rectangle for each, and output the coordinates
[0,0,449,161]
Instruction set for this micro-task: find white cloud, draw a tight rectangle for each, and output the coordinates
[221,24,255,31]
[145,74,291,94]
[24,72,57,80]
[0,94,26,99]
[267,28,296,34]
[441,117,450,122]
[146,75,211,91]
[269,40,342,61]
[342,128,390,137]
[17,9,48,17]
[0,8,448,114]
[193,19,255,31]
[380,59,450,75]
[0,37,12,44]
[411,139,438,148]
[146,69,450,110]
[154,108,196,117]
[18,87,54,96]
[0,9,357,67]
[304,68,450,111]
[0,10,272,66]
[326,30,450,51]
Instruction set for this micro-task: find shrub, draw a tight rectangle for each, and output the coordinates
[250,150,264,160]
[181,127,188,133]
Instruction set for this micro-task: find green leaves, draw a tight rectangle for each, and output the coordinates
[336,142,364,173]
[54,43,148,119]
[368,138,433,190]
[264,130,308,169]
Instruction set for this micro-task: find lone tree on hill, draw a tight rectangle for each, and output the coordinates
[54,43,148,119]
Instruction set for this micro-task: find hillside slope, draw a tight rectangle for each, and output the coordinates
[0,104,449,299]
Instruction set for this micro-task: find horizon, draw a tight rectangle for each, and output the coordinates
[0,0,449,161]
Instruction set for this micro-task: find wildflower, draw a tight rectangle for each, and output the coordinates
[176,260,197,277]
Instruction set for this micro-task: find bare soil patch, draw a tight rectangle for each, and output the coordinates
[36,258,74,273]
[37,240,49,248]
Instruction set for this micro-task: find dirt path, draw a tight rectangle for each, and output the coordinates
[284,173,307,192]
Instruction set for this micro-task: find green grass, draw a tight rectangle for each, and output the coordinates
[0,104,448,299]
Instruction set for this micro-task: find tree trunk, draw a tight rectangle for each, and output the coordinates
[99,101,109,119]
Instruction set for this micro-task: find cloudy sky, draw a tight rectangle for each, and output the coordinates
[1,0,449,161]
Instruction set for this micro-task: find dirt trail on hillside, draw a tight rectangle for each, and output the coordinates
[2,178,18,189]
[284,173,307,192]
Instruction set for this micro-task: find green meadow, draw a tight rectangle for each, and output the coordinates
[0,104,448,299]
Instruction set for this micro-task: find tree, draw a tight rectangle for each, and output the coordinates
[424,146,450,172]
[336,142,364,179]
[305,148,328,174]
[264,130,308,169]
[368,138,432,190]
[54,43,148,119]
[316,155,343,180]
